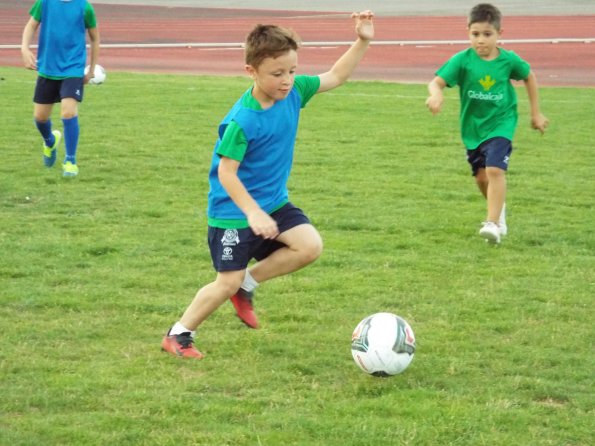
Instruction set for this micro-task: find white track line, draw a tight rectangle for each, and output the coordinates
[1,38,593,50]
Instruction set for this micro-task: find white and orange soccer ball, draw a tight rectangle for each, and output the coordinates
[351,312,416,376]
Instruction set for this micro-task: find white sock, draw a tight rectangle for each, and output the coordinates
[169,321,195,338]
[241,270,259,293]
[499,203,506,223]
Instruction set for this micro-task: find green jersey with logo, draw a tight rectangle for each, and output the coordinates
[436,47,531,149]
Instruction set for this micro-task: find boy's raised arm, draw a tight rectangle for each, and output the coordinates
[317,10,374,93]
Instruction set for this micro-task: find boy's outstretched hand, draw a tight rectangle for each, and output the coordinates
[247,208,279,240]
[352,10,374,41]
[531,113,549,134]
[425,94,443,115]
[21,49,36,70]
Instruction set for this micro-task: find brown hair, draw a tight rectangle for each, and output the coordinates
[244,24,301,68]
[468,3,502,30]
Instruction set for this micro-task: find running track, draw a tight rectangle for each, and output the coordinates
[1,2,594,86]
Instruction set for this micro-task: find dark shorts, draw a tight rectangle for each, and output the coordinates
[466,137,513,176]
[33,76,84,104]
[208,202,311,272]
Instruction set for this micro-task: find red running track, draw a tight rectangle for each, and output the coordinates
[1,3,594,86]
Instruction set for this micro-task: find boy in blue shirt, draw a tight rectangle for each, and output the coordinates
[426,3,548,244]
[21,0,100,177]
[162,11,375,359]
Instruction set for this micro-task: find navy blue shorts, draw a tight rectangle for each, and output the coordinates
[33,76,84,104]
[208,202,311,272]
[466,137,512,176]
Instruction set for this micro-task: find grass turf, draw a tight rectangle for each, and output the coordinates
[0,67,593,445]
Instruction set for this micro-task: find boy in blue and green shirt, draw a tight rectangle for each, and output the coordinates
[162,11,375,359]
[426,3,548,244]
[21,0,100,177]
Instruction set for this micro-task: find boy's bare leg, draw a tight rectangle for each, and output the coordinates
[60,97,78,119]
[180,270,245,330]
[227,224,322,329]
[475,167,506,221]
[474,167,488,198]
[485,166,506,223]
[34,103,53,122]
[249,224,323,283]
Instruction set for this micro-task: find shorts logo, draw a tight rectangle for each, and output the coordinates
[76,89,81,97]
[222,247,233,261]
[221,229,240,246]
[503,155,510,165]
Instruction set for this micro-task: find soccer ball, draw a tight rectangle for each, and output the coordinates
[351,312,416,376]
[85,64,106,85]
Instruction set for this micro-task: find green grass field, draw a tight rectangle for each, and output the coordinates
[1,66,593,445]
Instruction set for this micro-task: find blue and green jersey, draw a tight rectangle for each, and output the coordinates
[207,75,320,228]
[30,0,97,79]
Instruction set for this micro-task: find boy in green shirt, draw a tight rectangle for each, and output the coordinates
[426,3,548,244]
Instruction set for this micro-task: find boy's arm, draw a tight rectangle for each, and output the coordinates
[523,71,549,134]
[317,10,374,93]
[85,27,100,84]
[218,157,279,239]
[21,17,39,70]
[425,76,447,115]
